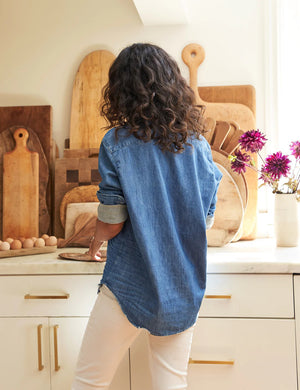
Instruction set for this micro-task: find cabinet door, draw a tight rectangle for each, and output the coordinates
[293,275,300,388]
[130,319,297,390]
[188,318,297,390]
[49,317,130,390]
[0,318,50,390]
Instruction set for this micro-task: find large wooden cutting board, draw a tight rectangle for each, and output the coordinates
[0,126,50,238]
[3,128,39,239]
[69,50,115,150]
[182,43,257,240]
[0,105,54,233]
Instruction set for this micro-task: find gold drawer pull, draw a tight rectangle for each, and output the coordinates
[204,294,232,299]
[189,358,234,365]
[53,325,60,371]
[37,324,44,371]
[24,293,70,300]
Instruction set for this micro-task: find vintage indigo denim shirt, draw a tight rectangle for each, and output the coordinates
[97,127,222,336]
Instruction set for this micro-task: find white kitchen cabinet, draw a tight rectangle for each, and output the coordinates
[293,275,300,388]
[0,318,50,390]
[0,275,130,390]
[130,273,297,390]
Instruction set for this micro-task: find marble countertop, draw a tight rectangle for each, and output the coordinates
[0,239,299,275]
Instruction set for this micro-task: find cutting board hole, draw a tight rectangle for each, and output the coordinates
[18,133,23,138]
[191,51,196,57]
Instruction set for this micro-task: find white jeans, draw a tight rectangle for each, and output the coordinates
[72,285,195,390]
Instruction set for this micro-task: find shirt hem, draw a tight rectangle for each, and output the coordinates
[99,281,199,336]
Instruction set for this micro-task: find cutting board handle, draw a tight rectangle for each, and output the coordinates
[182,43,206,105]
[13,128,29,149]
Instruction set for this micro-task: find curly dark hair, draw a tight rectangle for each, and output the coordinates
[101,43,206,153]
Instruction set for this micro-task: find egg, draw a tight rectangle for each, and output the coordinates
[23,238,34,249]
[10,240,22,250]
[41,234,49,240]
[34,238,45,247]
[18,237,26,243]
[45,236,57,246]
[0,241,10,251]
[5,238,14,244]
[31,237,37,243]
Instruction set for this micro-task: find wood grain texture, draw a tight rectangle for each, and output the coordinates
[0,126,50,238]
[3,128,39,239]
[54,157,100,238]
[206,163,244,247]
[198,85,256,116]
[69,50,115,149]
[0,106,53,233]
[0,246,56,258]
[60,186,99,228]
[182,43,257,239]
[64,202,99,239]
[211,149,248,210]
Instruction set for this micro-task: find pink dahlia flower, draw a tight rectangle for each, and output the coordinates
[231,150,250,174]
[290,141,300,160]
[264,152,291,181]
[239,130,267,153]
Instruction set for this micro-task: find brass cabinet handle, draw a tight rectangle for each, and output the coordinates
[24,293,70,300]
[204,294,232,299]
[189,358,234,365]
[37,324,44,371]
[53,325,60,371]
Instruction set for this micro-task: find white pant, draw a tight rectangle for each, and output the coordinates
[72,285,195,390]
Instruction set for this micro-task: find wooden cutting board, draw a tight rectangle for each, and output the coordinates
[182,43,257,240]
[54,157,100,237]
[206,163,244,247]
[0,106,53,233]
[69,50,115,149]
[64,202,99,238]
[0,126,50,238]
[3,128,39,239]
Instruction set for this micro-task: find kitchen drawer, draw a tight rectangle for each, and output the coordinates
[0,275,100,317]
[188,317,297,390]
[200,274,294,318]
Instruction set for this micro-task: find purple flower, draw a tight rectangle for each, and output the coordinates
[230,150,250,174]
[290,141,300,159]
[239,130,267,153]
[264,152,291,180]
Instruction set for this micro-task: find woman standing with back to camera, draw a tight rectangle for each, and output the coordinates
[72,43,222,390]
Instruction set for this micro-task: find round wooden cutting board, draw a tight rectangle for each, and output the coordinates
[206,163,244,247]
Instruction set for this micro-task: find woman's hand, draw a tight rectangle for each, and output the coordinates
[86,236,104,261]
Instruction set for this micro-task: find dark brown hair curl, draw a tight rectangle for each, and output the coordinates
[101,43,205,153]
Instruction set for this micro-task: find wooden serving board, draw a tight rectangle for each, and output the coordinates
[69,50,115,149]
[0,126,50,238]
[0,105,54,231]
[207,163,244,247]
[64,202,99,238]
[54,157,101,237]
[3,128,39,239]
[182,43,257,240]
[0,246,57,259]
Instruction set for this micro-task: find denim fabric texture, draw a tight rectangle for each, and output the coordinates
[97,127,222,336]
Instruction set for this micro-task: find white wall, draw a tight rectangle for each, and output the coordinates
[0,0,266,154]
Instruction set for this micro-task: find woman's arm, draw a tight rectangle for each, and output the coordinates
[88,219,124,260]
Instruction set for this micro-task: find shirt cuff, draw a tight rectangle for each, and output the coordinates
[98,203,128,224]
[206,215,215,230]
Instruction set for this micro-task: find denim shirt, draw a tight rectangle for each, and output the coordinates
[97,127,222,336]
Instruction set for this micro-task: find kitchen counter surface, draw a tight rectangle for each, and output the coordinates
[0,239,299,275]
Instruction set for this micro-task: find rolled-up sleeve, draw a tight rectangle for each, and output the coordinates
[97,142,128,224]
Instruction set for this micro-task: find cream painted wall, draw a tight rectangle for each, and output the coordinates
[0,0,266,153]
